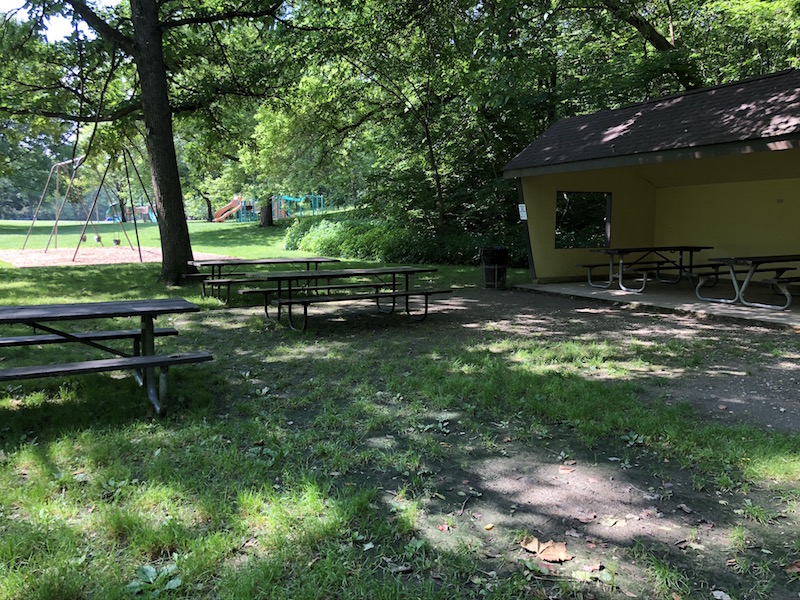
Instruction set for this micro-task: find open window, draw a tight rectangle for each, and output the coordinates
[554,191,611,249]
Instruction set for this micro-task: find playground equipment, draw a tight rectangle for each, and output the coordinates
[213,196,243,222]
[213,196,259,222]
[126,204,157,223]
[24,148,156,262]
[272,193,324,221]
[23,155,89,250]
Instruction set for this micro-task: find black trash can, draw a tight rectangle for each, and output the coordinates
[480,246,509,289]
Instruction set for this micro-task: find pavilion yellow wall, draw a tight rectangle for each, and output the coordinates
[521,169,656,281]
[655,179,800,258]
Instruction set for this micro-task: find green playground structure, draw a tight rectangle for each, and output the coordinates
[273,193,324,220]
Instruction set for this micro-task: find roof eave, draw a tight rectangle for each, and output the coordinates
[502,135,800,179]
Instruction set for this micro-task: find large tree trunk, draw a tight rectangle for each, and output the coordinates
[130,0,194,284]
[259,196,274,227]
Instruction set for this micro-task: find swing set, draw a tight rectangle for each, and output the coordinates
[22,149,157,263]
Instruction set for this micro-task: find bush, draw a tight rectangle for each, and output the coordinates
[284,214,527,266]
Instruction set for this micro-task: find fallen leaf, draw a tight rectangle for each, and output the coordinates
[564,459,577,465]
[484,523,494,531]
[437,523,450,533]
[558,465,575,474]
[672,594,683,600]
[784,559,800,574]
[711,591,731,600]
[520,536,573,563]
[576,513,596,523]
[503,436,512,443]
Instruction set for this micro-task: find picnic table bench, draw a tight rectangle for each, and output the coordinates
[0,299,213,414]
[239,282,387,318]
[582,246,713,292]
[697,255,800,309]
[187,257,340,302]
[239,266,452,330]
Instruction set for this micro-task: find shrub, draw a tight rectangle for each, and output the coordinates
[284,214,527,266]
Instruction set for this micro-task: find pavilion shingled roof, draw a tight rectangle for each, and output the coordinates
[503,70,800,176]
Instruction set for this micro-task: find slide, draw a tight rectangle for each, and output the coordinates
[213,198,242,222]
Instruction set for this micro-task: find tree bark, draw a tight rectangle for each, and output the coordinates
[130,0,194,284]
[259,197,274,227]
[599,0,703,90]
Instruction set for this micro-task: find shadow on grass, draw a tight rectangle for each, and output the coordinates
[1,289,799,598]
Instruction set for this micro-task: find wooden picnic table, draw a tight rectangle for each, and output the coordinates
[239,266,451,330]
[584,245,713,292]
[187,257,340,302]
[697,254,800,310]
[0,298,213,414]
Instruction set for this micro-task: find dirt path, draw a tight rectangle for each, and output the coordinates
[230,286,799,598]
[434,288,800,434]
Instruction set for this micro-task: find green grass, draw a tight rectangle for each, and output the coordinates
[1,219,799,598]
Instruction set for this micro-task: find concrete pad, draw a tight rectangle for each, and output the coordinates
[516,279,800,330]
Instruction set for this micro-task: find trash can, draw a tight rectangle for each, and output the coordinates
[480,245,509,289]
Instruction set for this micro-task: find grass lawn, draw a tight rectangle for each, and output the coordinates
[1,219,799,599]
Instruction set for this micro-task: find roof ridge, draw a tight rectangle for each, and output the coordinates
[576,69,799,119]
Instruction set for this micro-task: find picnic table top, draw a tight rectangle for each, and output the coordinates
[708,254,800,266]
[245,266,438,282]
[0,298,200,325]
[187,257,339,268]
[590,245,713,255]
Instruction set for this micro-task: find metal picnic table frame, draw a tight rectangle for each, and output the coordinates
[0,298,212,414]
[697,254,800,310]
[587,245,713,292]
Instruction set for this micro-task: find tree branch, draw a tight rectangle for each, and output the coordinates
[62,0,134,54]
[161,2,283,30]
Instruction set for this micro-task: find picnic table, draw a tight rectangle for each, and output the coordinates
[0,298,213,414]
[187,257,340,302]
[696,254,800,310]
[582,245,713,292]
[238,266,452,330]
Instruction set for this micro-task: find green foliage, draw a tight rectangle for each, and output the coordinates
[284,213,527,266]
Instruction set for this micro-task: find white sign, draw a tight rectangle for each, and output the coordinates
[518,204,527,220]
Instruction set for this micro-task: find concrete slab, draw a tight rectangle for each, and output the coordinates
[516,279,800,330]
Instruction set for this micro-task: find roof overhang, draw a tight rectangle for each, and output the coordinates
[502,134,800,179]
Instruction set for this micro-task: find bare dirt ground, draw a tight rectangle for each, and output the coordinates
[0,245,231,267]
[223,287,800,598]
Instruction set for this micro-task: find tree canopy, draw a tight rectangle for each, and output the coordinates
[2,0,799,277]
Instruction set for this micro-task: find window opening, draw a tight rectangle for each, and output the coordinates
[555,191,610,249]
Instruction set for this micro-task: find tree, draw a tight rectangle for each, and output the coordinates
[1,0,282,283]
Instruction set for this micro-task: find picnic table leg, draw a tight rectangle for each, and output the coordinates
[739,267,794,310]
[586,257,614,288]
[695,266,741,304]
[377,273,399,313]
[405,293,431,321]
[140,315,164,414]
[285,303,308,331]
